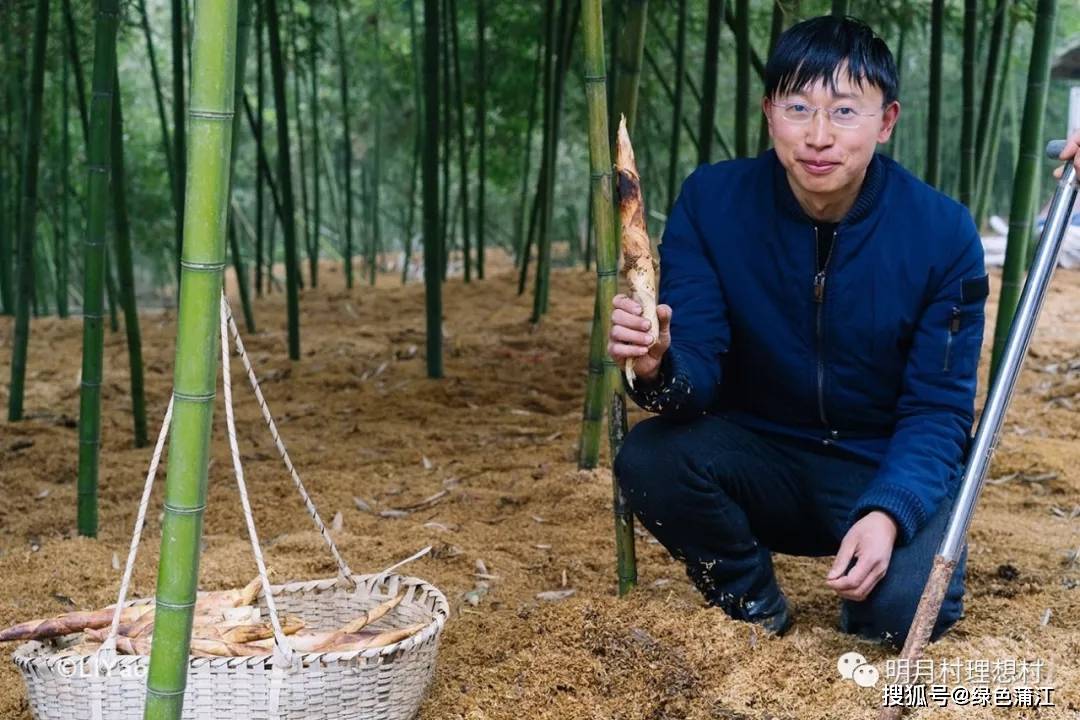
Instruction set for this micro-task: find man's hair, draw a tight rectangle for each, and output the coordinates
[764,15,898,106]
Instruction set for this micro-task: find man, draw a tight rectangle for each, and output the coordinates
[609,15,1077,649]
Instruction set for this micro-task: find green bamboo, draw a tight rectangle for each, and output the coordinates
[513,38,542,270]
[975,0,1014,229]
[143,1,238,715]
[531,0,571,321]
[698,0,722,165]
[925,0,943,188]
[58,34,70,318]
[404,0,422,284]
[440,0,451,281]
[990,0,1057,379]
[138,0,176,203]
[109,73,149,448]
[309,1,321,288]
[723,3,765,84]
[76,0,120,537]
[228,0,255,332]
[372,4,384,286]
[104,244,119,332]
[8,0,49,422]
[579,0,636,594]
[423,0,443,378]
[612,0,646,133]
[255,0,265,295]
[266,0,301,360]
[757,0,785,154]
[959,0,977,208]
[448,0,469,282]
[974,0,1008,190]
[287,0,313,288]
[0,5,9,317]
[61,0,89,143]
[648,11,732,159]
[334,0,353,289]
[734,0,749,157]
[475,0,486,279]
[665,0,686,214]
[171,0,186,281]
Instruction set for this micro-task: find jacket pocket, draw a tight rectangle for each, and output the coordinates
[943,306,961,372]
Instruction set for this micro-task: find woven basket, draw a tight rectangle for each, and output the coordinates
[13,572,449,720]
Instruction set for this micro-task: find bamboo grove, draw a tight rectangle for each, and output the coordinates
[1,0,1077,550]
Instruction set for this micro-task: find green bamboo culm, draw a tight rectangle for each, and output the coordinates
[75,0,120,537]
[974,1,1017,230]
[698,0,722,165]
[665,0,687,214]
[228,0,256,333]
[58,33,70,319]
[423,0,443,378]
[989,0,1057,380]
[734,0,749,157]
[959,0,977,208]
[334,0,353,289]
[612,0,647,134]
[109,72,149,448]
[266,0,301,360]
[972,0,1009,222]
[579,0,636,594]
[171,0,186,282]
[925,0,943,188]
[7,0,50,422]
[142,1,239,717]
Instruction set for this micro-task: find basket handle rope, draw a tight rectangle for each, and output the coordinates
[219,299,295,667]
[220,294,357,583]
[96,396,174,667]
[95,293,435,671]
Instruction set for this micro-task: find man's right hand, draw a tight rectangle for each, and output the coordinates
[608,294,672,384]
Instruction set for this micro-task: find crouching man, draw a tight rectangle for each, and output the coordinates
[610,15,990,649]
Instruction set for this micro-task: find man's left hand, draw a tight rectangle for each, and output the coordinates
[1052,130,1080,180]
[825,510,898,602]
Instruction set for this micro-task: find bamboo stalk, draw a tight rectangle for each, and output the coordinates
[171,0,186,282]
[75,0,120,537]
[423,0,444,378]
[990,0,1057,379]
[925,0,943,188]
[959,0,977,208]
[334,0,353,289]
[266,0,302,360]
[108,72,149,448]
[698,0,723,165]
[7,0,49,422]
[143,0,239,715]
[475,0,487,279]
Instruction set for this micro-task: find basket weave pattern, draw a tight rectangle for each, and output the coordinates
[14,573,448,720]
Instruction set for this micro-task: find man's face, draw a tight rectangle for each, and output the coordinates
[763,66,899,209]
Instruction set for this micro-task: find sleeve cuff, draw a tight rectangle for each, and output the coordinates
[847,483,928,546]
[621,347,695,417]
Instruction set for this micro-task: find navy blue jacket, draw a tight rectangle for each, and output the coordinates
[625,149,988,547]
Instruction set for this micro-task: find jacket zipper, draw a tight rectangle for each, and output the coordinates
[813,227,838,427]
[943,306,960,371]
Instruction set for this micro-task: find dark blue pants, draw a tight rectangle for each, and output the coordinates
[614,414,967,648]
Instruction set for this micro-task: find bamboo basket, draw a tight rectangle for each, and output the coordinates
[13,572,448,720]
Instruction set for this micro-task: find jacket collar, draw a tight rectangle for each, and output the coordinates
[770,149,885,227]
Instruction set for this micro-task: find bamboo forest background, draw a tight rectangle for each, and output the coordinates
[1,0,1078,339]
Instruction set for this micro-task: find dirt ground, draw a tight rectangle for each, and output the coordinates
[1,251,1078,719]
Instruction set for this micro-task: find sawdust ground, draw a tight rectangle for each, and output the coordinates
[0,253,1078,719]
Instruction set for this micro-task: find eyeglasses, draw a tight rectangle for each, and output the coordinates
[771,101,879,129]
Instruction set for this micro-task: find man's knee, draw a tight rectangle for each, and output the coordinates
[614,416,669,502]
[841,555,966,649]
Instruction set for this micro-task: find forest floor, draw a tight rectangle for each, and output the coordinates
[1,252,1079,719]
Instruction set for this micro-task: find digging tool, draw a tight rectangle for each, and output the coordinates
[878,139,1078,720]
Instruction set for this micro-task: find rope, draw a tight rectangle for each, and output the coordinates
[98,396,174,665]
[219,301,295,667]
[220,293,356,582]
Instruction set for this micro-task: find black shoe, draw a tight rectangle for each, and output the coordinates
[705,580,793,636]
[737,584,793,636]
